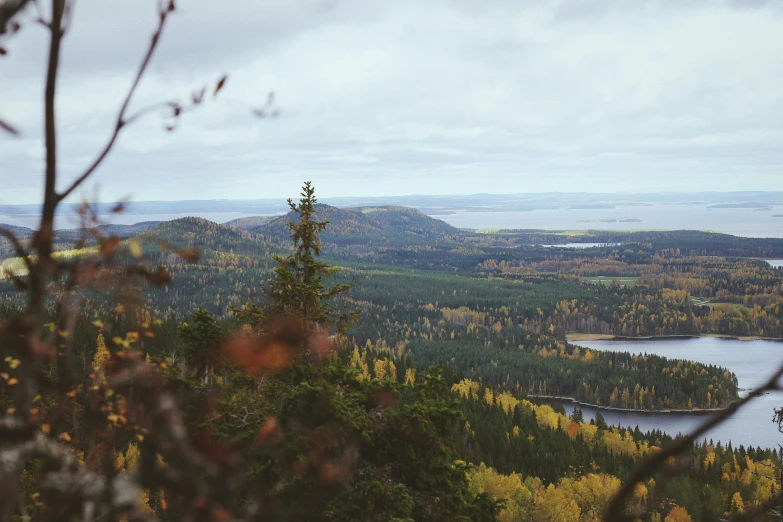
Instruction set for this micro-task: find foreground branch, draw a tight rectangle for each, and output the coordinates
[0,227,31,270]
[604,364,783,521]
[0,0,32,34]
[0,117,19,135]
[57,1,175,203]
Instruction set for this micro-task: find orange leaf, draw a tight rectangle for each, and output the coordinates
[255,416,279,445]
[225,336,291,375]
[176,248,199,263]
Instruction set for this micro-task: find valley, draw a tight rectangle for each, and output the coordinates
[2,202,783,520]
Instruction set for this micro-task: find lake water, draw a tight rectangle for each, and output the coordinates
[541,243,620,249]
[3,202,783,238]
[563,338,783,449]
[433,204,783,238]
[766,260,783,268]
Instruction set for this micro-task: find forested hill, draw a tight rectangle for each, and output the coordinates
[244,204,463,244]
[138,216,271,257]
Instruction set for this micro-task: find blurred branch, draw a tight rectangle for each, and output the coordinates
[0,117,19,135]
[0,0,31,34]
[0,227,31,270]
[0,432,155,521]
[604,365,783,521]
[58,1,175,203]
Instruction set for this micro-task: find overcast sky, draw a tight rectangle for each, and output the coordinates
[1,0,782,204]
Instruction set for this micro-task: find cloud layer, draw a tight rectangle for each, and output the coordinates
[2,0,782,203]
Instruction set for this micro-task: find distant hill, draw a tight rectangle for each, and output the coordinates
[58,221,163,239]
[225,215,278,229]
[0,224,33,258]
[252,204,463,244]
[137,217,271,259]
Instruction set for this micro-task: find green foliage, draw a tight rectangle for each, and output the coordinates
[235,182,358,333]
[178,306,224,381]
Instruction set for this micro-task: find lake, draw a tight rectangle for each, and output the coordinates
[433,204,783,238]
[562,337,783,449]
[541,243,620,249]
[3,202,783,238]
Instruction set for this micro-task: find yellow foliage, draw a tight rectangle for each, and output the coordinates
[578,422,598,443]
[92,334,110,386]
[467,463,539,522]
[730,491,745,514]
[484,387,495,406]
[373,359,388,381]
[404,367,416,386]
[534,483,581,522]
[633,482,648,504]
[451,378,480,400]
[560,473,621,520]
[664,505,693,522]
[349,347,370,382]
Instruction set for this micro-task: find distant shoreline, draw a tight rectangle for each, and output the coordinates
[566,333,783,342]
[526,394,725,414]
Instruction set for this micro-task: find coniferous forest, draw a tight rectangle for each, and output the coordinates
[2,3,783,521]
[2,183,783,521]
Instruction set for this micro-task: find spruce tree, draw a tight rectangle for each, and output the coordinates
[178,307,223,383]
[237,181,357,333]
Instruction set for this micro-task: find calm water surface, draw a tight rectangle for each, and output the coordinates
[434,205,783,238]
[565,338,783,449]
[541,243,619,249]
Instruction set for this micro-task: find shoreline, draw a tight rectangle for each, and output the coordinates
[527,394,727,415]
[566,333,783,343]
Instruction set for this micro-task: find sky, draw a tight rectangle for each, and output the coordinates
[1,0,783,204]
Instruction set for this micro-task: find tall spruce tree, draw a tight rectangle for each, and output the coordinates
[237,181,357,332]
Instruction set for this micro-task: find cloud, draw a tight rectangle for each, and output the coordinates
[1,0,782,204]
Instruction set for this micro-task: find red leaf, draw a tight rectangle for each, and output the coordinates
[213,75,228,98]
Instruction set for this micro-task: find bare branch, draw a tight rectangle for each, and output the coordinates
[58,2,174,203]
[0,117,19,135]
[604,366,783,521]
[0,0,32,34]
[122,100,180,127]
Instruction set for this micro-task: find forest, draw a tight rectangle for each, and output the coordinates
[3,2,782,519]
[3,189,783,521]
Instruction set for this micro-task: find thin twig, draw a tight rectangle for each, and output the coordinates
[122,100,179,127]
[57,2,174,203]
[604,364,783,521]
[0,117,19,135]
